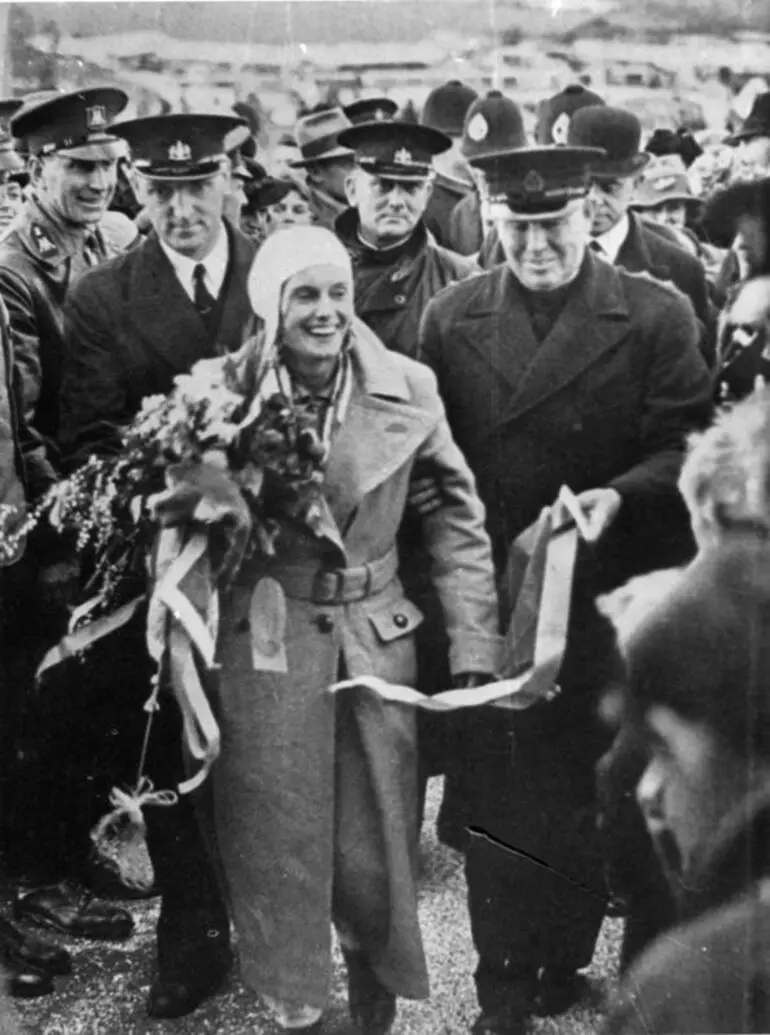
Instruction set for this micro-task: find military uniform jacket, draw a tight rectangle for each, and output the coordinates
[0,198,138,457]
[59,224,257,469]
[336,209,477,358]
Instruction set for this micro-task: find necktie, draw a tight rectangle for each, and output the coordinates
[193,263,216,323]
[83,231,103,267]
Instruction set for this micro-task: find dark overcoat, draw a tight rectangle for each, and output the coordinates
[418,252,713,985]
[335,210,477,360]
[422,172,471,249]
[60,225,257,466]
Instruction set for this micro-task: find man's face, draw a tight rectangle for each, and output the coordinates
[307,156,355,201]
[645,199,688,229]
[346,168,431,246]
[497,198,590,292]
[588,174,637,236]
[0,178,24,230]
[272,144,303,180]
[735,135,770,177]
[636,706,746,878]
[35,154,118,226]
[136,170,229,259]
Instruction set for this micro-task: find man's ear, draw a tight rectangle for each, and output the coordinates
[344,170,358,208]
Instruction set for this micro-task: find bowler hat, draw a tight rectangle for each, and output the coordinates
[344,97,398,126]
[421,80,479,137]
[632,158,697,210]
[536,83,605,146]
[11,87,128,161]
[338,119,451,182]
[112,112,247,181]
[567,105,650,177]
[727,91,770,145]
[461,90,526,160]
[290,107,354,168]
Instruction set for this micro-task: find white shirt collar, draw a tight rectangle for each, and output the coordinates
[592,212,630,263]
[159,221,230,302]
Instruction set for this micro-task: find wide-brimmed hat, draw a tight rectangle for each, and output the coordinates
[645,126,703,168]
[567,105,650,178]
[461,90,526,161]
[536,83,605,146]
[290,107,354,168]
[470,143,605,220]
[11,87,128,161]
[421,80,479,137]
[727,91,770,146]
[344,97,398,126]
[633,157,698,210]
[112,113,247,181]
[338,119,451,182]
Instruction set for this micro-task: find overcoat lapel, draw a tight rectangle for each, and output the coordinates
[458,266,540,391]
[128,235,211,372]
[499,253,630,426]
[212,225,257,352]
[618,213,671,281]
[323,322,436,531]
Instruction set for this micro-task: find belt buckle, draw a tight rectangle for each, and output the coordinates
[314,568,344,604]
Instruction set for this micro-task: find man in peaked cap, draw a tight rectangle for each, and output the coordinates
[418,120,712,1034]
[290,106,355,229]
[567,105,716,367]
[420,80,479,247]
[344,95,398,126]
[59,111,258,1020]
[447,90,527,258]
[0,85,140,950]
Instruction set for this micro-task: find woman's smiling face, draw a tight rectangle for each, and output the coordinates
[280,263,353,366]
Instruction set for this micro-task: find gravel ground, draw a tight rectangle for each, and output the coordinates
[9,778,621,1035]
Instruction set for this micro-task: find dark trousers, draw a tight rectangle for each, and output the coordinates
[463,705,609,1012]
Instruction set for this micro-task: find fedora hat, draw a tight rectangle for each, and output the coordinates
[567,105,650,178]
[727,91,770,145]
[290,107,354,168]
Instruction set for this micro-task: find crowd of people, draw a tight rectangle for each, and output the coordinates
[0,66,768,1035]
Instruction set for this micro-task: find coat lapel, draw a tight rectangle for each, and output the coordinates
[457,266,540,391]
[215,224,257,352]
[128,235,211,372]
[618,213,670,281]
[499,252,630,426]
[323,321,436,531]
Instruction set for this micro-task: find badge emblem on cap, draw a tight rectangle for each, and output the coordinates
[394,147,413,165]
[86,106,107,131]
[373,108,387,121]
[168,140,192,162]
[523,169,546,194]
[551,112,570,146]
[468,113,489,143]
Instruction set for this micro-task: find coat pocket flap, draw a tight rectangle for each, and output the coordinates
[368,597,424,643]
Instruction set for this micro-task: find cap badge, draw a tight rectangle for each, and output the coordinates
[86,106,107,131]
[394,147,413,165]
[523,169,546,194]
[467,113,489,142]
[373,108,387,121]
[31,224,56,258]
[551,112,571,145]
[168,140,192,162]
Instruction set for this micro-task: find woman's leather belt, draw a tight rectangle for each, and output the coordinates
[267,548,399,605]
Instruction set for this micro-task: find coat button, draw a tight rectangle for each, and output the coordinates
[394,294,406,305]
[393,612,409,629]
[316,614,334,633]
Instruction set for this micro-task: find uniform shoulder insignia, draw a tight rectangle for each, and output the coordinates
[30,223,58,259]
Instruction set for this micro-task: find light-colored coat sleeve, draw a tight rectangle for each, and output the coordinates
[408,360,503,676]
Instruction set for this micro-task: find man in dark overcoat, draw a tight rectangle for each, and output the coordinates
[59,112,258,1020]
[418,109,712,1034]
